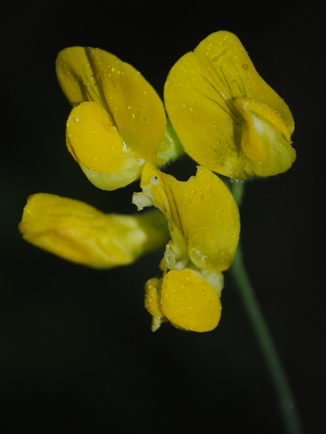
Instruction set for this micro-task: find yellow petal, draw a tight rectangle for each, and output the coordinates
[160,269,222,332]
[57,47,166,164]
[164,31,295,179]
[145,278,164,318]
[67,101,126,172]
[234,97,296,176]
[66,101,144,189]
[133,163,240,272]
[19,193,168,268]
[144,278,166,332]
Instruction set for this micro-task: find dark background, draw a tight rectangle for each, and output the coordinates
[1,3,324,433]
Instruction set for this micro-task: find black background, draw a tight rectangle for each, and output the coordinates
[1,2,325,433]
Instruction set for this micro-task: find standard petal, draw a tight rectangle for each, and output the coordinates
[165,49,246,178]
[164,31,295,179]
[194,31,294,133]
[57,47,166,163]
[19,193,168,268]
[133,163,240,272]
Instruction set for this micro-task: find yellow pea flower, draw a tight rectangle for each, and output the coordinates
[164,31,296,179]
[56,47,167,190]
[19,193,168,268]
[133,162,240,332]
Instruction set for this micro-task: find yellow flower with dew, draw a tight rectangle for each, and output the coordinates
[164,31,296,179]
[56,47,182,191]
[19,193,169,268]
[19,32,294,336]
[133,162,240,332]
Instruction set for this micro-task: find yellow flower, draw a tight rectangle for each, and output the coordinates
[56,47,168,190]
[133,162,240,332]
[19,193,168,268]
[164,31,296,179]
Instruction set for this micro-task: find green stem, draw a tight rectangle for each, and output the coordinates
[229,180,303,434]
[230,241,303,434]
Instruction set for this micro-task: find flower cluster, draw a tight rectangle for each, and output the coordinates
[19,31,295,332]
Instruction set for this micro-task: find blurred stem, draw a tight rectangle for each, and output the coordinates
[230,181,303,434]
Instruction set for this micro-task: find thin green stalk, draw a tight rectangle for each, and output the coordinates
[230,181,303,434]
[231,244,303,434]
[228,181,303,434]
